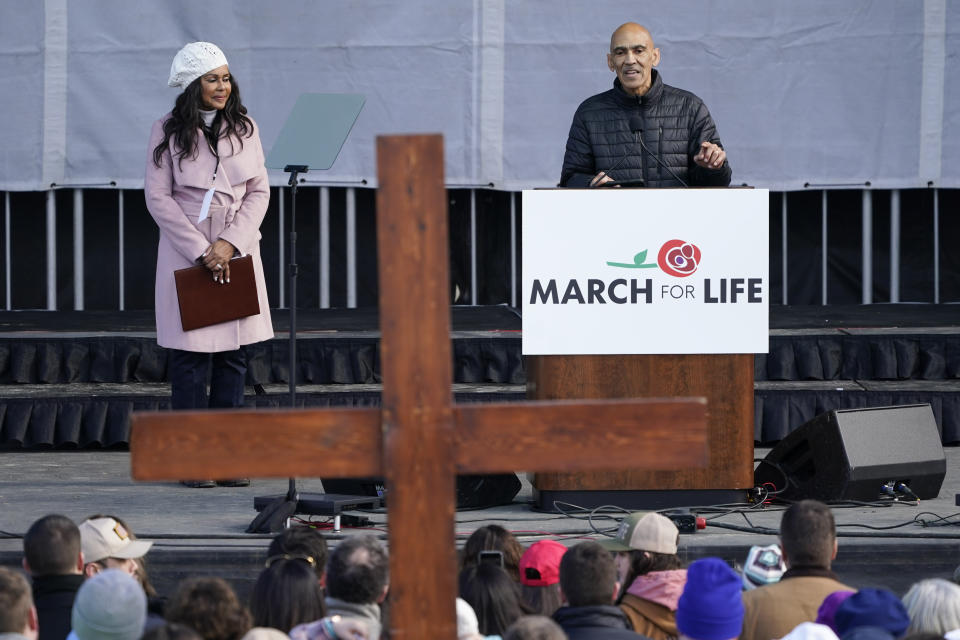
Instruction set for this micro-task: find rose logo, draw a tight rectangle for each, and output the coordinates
[657,240,701,277]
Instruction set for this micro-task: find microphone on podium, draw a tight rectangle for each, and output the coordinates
[592,116,646,188]
[635,123,690,188]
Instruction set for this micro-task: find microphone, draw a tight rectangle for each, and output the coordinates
[635,126,689,188]
[591,116,644,187]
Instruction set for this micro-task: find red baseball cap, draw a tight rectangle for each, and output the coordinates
[519,540,567,587]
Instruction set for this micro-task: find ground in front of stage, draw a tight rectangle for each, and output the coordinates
[1,448,959,600]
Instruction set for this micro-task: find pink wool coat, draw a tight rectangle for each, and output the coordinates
[145,115,274,352]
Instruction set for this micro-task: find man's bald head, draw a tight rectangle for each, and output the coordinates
[607,22,660,96]
[610,23,655,53]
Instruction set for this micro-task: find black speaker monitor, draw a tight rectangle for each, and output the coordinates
[755,404,945,502]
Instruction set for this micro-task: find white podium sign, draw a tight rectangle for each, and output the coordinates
[522,189,769,355]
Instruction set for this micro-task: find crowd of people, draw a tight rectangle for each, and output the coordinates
[2,501,960,640]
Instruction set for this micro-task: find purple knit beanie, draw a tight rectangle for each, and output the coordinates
[816,590,855,632]
[834,589,910,638]
[676,558,744,640]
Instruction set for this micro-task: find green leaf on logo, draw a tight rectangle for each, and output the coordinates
[606,249,658,269]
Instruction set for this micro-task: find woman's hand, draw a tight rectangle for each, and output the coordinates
[201,239,237,284]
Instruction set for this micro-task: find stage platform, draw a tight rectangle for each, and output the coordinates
[1,303,958,602]
[1,449,959,602]
[0,304,958,448]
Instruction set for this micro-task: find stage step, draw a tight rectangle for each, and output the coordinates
[759,327,960,381]
[0,306,957,448]
[0,383,525,449]
[0,331,523,385]
[754,380,960,443]
[1,380,959,449]
[1,328,958,385]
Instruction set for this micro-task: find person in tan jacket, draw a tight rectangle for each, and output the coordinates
[601,512,686,640]
[741,500,854,640]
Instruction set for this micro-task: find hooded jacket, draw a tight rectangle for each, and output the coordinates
[560,70,731,188]
[619,569,686,640]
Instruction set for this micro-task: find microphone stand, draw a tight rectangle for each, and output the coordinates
[247,164,380,533]
[285,164,307,501]
[246,164,307,533]
[247,93,370,533]
[284,165,307,412]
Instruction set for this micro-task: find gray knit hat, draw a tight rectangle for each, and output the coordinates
[70,569,146,640]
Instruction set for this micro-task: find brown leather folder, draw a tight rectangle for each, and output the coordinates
[174,255,260,331]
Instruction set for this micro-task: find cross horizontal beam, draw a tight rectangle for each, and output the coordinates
[130,397,706,481]
[130,407,382,480]
[454,397,707,473]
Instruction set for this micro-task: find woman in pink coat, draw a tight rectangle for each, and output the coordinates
[145,42,273,487]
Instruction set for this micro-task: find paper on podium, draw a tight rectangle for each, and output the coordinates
[265,93,365,171]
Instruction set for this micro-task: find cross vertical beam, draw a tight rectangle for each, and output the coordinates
[377,135,457,639]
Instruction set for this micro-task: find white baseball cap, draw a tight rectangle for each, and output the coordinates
[599,511,679,554]
[79,517,152,564]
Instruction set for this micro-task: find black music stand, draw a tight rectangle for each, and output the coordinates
[248,93,368,533]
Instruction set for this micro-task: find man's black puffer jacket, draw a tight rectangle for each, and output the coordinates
[560,70,731,188]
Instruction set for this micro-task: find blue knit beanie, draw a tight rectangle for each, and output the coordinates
[675,558,744,640]
[840,628,895,640]
[834,589,910,638]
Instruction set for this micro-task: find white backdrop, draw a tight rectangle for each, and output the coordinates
[0,0,956,191]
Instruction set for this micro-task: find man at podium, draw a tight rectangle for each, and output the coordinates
[560,23,732,189]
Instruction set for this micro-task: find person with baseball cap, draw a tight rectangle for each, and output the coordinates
[600,511,685,640]
[552,541,645,639]
[78,517,153,579]
[518,540,568,616]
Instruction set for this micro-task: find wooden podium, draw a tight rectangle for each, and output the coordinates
[528,353,754,510]
[522,187,767,511]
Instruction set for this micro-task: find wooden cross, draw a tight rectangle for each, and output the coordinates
[131,135,708,640]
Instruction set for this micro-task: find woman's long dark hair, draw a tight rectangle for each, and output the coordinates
[152,73,253,169]
[249,557,326,632]
[459,563,530,636]
[461,524,525,584]
[520,583,563,617]
[615,549,684,605]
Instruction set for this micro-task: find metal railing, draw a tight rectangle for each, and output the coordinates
[779,187,946,305]
[1,186,951,311]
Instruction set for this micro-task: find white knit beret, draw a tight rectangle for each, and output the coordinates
[168,41,228,88]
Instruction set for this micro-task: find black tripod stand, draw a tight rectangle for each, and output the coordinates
[247,166,379,533]
[247,93,369,533]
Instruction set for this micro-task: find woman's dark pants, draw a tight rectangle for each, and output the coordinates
[169,348,247,410]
